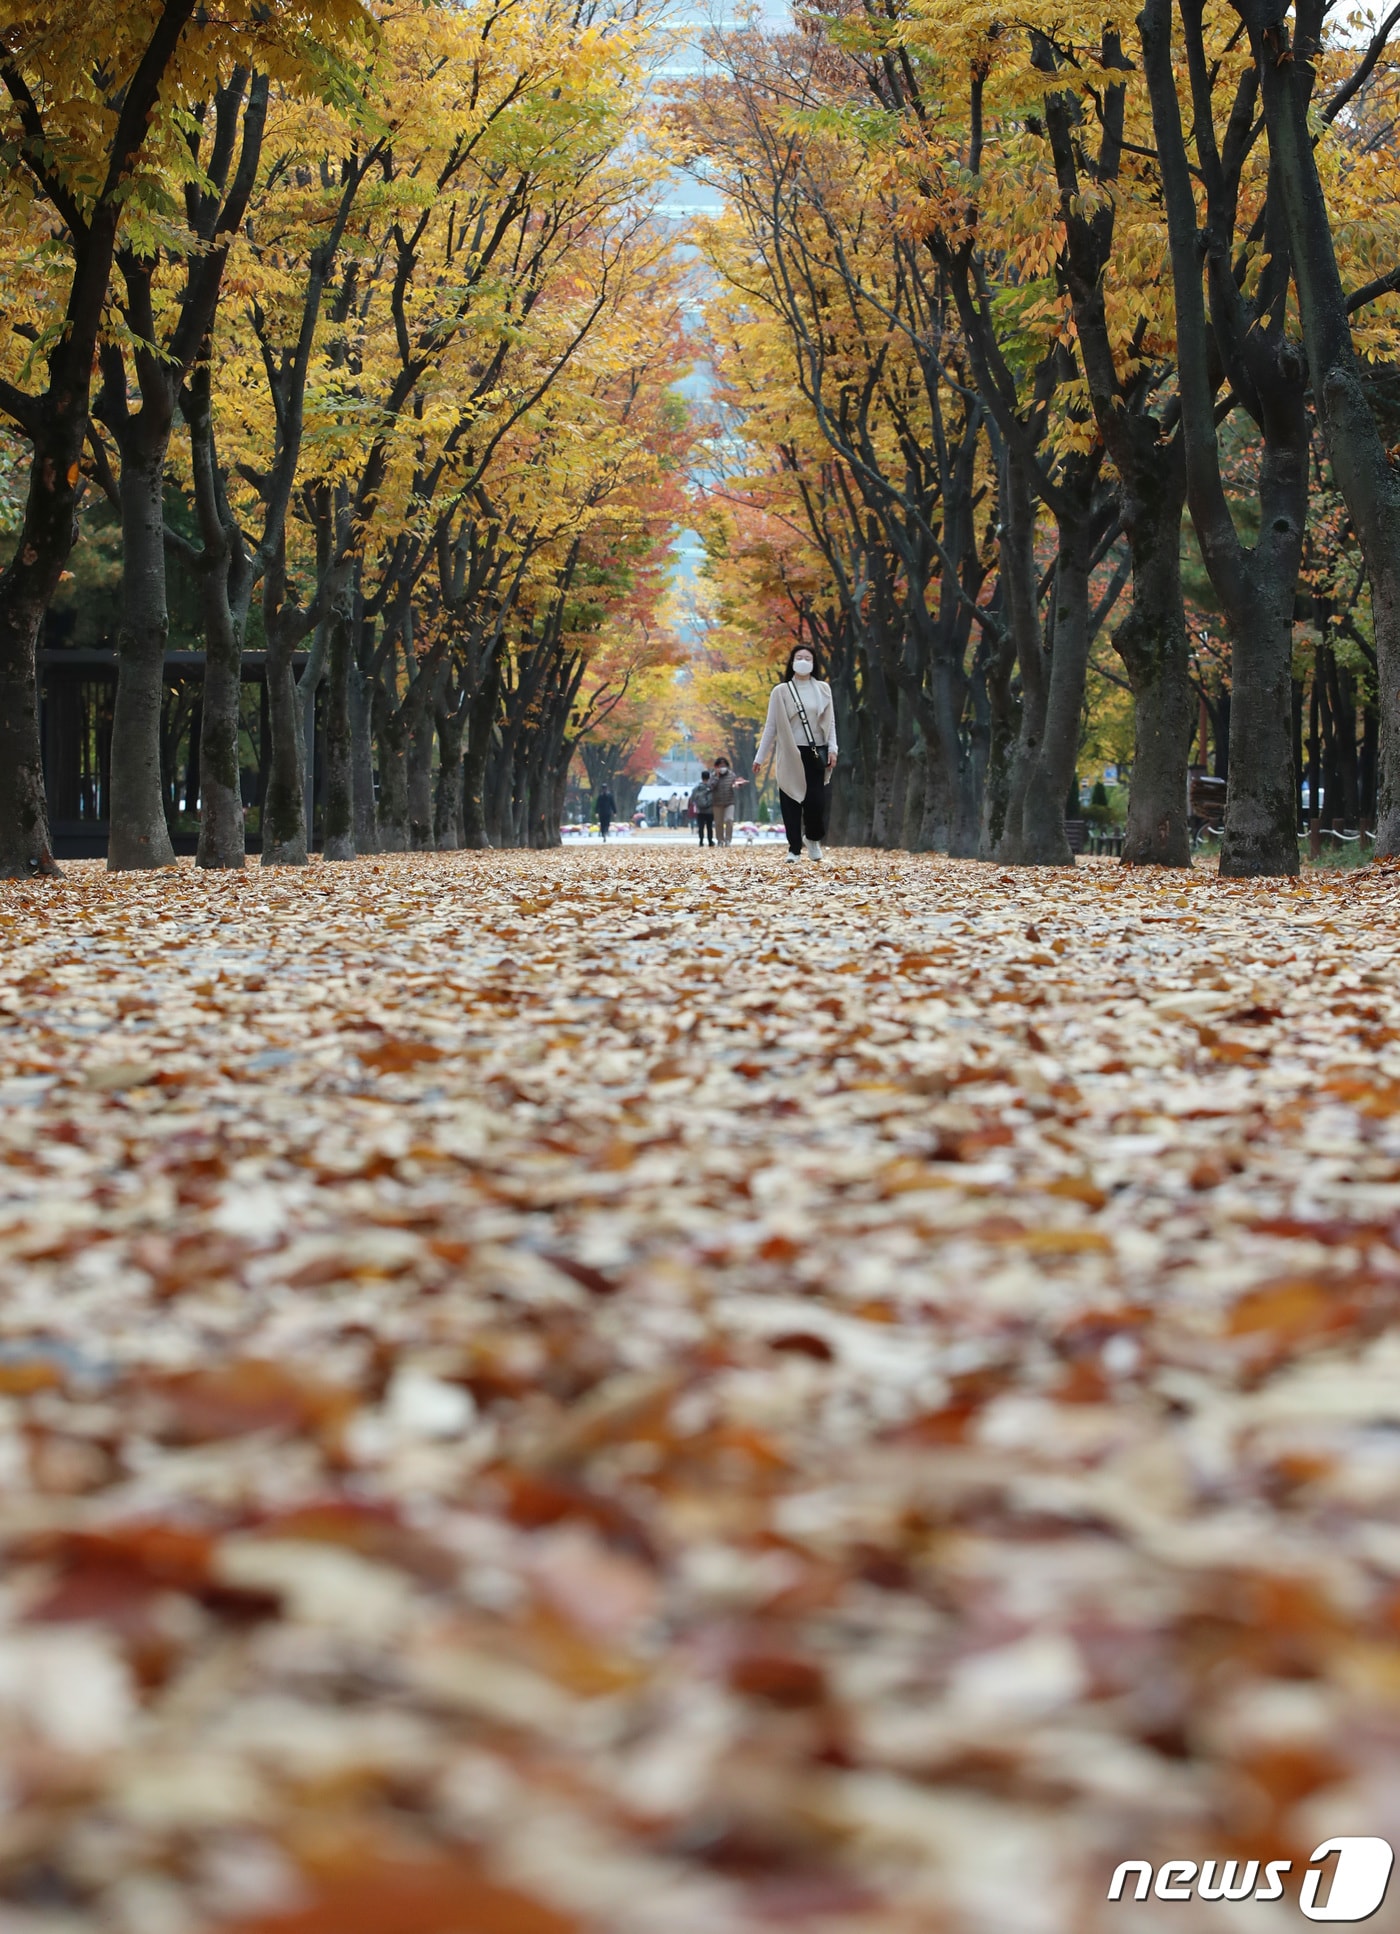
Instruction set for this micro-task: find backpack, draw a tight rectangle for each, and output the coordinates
[691,781,714,811]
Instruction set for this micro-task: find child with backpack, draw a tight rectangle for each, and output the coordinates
[690,771,716,847]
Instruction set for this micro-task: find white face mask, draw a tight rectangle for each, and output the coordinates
[793,655,814,677]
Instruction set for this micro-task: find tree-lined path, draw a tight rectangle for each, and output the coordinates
[3,850,1400,1929]
[3,0,1400,875]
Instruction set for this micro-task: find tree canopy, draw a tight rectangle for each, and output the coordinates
[1,0,1399,872]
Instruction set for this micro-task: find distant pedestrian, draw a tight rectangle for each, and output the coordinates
[754,645,837,862]
[708,757,748,847]
[691,770,716,847]
[596,786,615,841]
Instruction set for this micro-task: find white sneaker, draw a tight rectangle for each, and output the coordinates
[785,851,802,863]
[807,841,823,862]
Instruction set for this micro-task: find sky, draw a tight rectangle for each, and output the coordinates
[655,0,793,219]
[655,3,793,635]
[649,1,792,649]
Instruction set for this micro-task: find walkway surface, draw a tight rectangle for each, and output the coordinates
[2,849,1399,1932]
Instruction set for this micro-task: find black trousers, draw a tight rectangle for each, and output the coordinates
[696,812,715,846]
[780,747,829,853]
[599,812,612,839]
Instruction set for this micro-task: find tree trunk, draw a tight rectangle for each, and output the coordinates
[916,742,946,852]
[885,705,912,850]
[826,766,849,846]
[920,654,963,852]
[1141,0,1304,878]
[1035,37,1196,873]
[977,604,1019,860]
[461,658,500,850]
[261,606,308,866]
[901,735,930,852]
[1209,431,1307,881]
[846,660,881,845]
[990,448,1048,863]
[349,628,377,855]
[979,722,1015,860]
[1248,23,1400,854]
[1017,525,1094,866]
[462,730,493,849]
[323,601,355,862]
[828,662,863,845]
[1115,469,1193,866]
[1220,588,1299,876]
[902,597,958,853]
[108,446,176,870]
[258,524,311,867]
[950,680,985,861]
[489,714,523,847]
[484,747,506,848]
[1362,696,1378,825]
[996,677,1047,863]
[0,563,60,876]
[195,547,251,869]
[434,706,465,850]
[528,760,553,848]
[375,705,410,852]
[546,756,571,848]
[407,700,436,851]
[0,0,202,878]
[1308,665,1322,840]
[869,715,901,848]
[300,634,326,853]
[183,351,252,871]
[105,70,268,869]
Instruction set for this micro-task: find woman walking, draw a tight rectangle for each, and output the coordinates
[754,646,837,862]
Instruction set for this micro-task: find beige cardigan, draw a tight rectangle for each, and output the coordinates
[755,678,837,802]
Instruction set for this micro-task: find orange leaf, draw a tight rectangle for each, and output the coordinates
[149,1360,356,1444]
[1043,1174,1107,1209]
[357,1038,447,1073]
[729,1649,828,1707]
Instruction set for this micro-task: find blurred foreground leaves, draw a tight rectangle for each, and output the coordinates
[2,850,1400,1931]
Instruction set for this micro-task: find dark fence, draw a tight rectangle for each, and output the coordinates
[39,649,315,859]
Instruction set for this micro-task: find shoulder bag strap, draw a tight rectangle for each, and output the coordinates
[786,683,819,749]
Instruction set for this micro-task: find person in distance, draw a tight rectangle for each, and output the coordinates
[708,756,748,848]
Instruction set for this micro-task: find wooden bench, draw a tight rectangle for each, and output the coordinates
[1188,773,1227,843]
